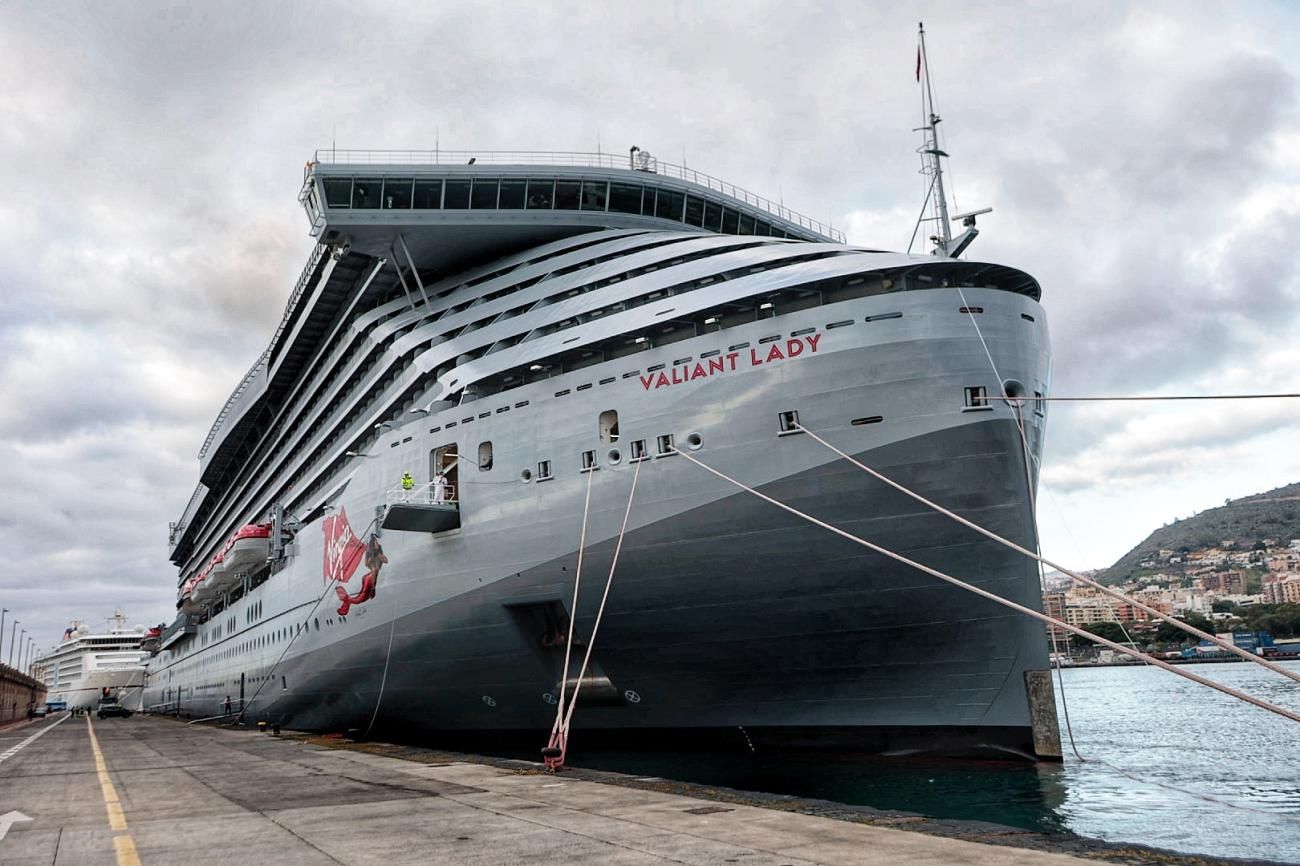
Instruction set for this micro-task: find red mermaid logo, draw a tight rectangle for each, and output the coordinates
[335,534,387,616]
[322,507,388,615]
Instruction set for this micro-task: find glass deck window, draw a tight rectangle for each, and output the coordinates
[471,179,499,209]
[323,177,353,208]
[526,179,554,209]
[352,178,382,209]
[581,180,608,211]
[738,213,755,235]
[555,180,582,210]
[382,178,413,209]
[720,208,739,234]
[755,220,772,236]
[655,190,685,222]
[609,183,643,214]
[444,179,471,209]
[499,179,527,209]
[684,195,705,227]
[413,179,442,208]
[703,201,722,232]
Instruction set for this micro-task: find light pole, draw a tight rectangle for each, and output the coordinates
[0,608,7,667]
[8,621,18,667]
[17,629,26,670]
[24,636,34,674]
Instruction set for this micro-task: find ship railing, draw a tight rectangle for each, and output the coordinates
[385,481,459,508]
[309,148,846,243]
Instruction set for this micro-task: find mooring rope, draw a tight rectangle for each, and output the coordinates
[547,467,596,753]
[792,423,1300,686]
[669,446,1300,726]
[547,459,643,770]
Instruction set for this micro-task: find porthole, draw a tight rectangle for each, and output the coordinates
[520,468,533,482]
[608,448,622,465]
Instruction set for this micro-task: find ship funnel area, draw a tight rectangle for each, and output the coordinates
[913,23,991,259]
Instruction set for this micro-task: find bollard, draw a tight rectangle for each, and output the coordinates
[257,720,268,732]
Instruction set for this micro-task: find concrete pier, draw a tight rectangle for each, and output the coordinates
[0,714,1229,866]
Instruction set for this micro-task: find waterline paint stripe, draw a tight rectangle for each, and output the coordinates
[85,717,142,866]
[0,713,70,767]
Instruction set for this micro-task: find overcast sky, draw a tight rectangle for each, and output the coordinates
[1,1,1297,659]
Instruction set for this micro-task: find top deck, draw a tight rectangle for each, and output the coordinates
[300,149,846,258]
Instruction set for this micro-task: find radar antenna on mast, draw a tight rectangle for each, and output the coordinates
[913,22,989,259]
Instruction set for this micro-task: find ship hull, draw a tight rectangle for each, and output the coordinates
[147,285,1057,759]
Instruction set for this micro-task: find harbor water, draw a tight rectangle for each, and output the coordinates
[564,659,1300,863]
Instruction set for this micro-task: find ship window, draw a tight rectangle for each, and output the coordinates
[738,213,755,235]
[656,434,675,456]
[323,177,353,208]
[720,208,739,234]
[581,181,608,211]
[352,178,382,209]
[609,183,643,214]
[755,220,772,236]
[599,410,620,443]
[851,416,884,426]
[382,178,413,209]
[581,449,597,471]
[555,181,581,210]
[499,179,527,209]
[630,439,648,461]
[778,410,801,433]
[641,188,657,215]
[655,190,685,222]
[537,460,553,481]
[444,179,471,209]
[1034,391,1045,417]
[478,441,493,471]
[526,179,554,209]
[413,179,442,208]
[703,201,723,232]
[964,386,989,408]
[684,195,705,227]
[471,179,499,209]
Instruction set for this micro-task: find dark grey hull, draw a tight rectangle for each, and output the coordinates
[253,417,1052,759]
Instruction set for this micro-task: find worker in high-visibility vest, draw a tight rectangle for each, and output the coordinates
[401,472,414,501]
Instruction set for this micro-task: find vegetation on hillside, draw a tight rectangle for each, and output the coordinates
[1102,481,1300,585]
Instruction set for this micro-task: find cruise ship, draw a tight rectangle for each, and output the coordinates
[144,141,1060,759]
[34,612,149,710]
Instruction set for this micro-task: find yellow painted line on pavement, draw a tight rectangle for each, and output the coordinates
[86,717,142,866]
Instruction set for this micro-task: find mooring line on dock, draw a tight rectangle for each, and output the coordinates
[669,446,1300,726]
[546,458,643,770]
[85,717,142,866]
[790,422,1300,687]
[547,465,597,766]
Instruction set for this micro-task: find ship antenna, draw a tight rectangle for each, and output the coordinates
[913,22,990,258]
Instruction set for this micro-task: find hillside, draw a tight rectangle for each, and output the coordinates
[1102,481,1300,584]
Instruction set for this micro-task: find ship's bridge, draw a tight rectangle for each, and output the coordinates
[300,149,845,276]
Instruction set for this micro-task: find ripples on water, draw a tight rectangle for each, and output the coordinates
[566,660,1300,863]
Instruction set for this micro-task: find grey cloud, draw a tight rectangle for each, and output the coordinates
[1,0,1298,639]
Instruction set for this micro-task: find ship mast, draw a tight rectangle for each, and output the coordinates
[915,22,989,258]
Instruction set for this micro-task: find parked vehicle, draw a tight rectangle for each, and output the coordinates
[96,698,132,719]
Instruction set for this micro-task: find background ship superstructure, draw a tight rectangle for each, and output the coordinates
[34,611,149,710]
[147,151,1059,758]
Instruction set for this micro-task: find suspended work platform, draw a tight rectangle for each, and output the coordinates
[381,482,460,532]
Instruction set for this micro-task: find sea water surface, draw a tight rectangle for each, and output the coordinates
[566,660,1300,863]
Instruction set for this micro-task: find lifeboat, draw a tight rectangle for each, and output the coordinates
[190,568,213,604]
[221,524,272,576]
